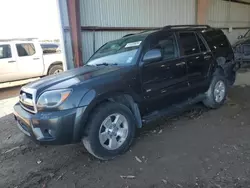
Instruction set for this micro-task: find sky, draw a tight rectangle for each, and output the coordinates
[0,0,61,40]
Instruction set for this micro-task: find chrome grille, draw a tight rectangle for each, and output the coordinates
[19,89,37,113]
[20,102,35,112]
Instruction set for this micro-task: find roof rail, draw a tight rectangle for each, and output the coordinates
[139,28,160,34]
[163,25,211,30]
[0,38,38,42]
[122,34,135,38]
[122,28,160,38]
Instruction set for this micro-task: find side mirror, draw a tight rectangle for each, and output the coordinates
[143,49,162,63]
[238,35,243,39]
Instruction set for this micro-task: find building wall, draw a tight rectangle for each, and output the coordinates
[207,0,250,44]
[80,0,196,62]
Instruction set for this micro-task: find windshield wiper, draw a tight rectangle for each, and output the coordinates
[95,63,118,66]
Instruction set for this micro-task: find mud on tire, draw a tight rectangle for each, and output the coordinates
[48,64,63,75]
[203,75,228,109]
[82,102,136,160]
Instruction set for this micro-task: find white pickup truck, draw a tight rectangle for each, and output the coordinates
[0,39,64,83]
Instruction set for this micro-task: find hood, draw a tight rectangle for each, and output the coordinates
[233,37,250,47]
[24,65,121,93]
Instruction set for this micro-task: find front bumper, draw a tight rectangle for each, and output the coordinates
[13,103,86,145]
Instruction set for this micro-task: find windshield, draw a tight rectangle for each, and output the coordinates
[87,34,147,66]
[244,30,250,38]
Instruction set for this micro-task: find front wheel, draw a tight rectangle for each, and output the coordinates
[82,102,136,160]
[203,75,228,109]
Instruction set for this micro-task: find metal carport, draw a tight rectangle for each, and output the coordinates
[58,0,250,69]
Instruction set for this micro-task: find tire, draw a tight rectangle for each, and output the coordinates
[203,75,228,109]
[48,64,63,75]
[82,102,136,160]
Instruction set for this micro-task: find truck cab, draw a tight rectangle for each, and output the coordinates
[0,38,64,84]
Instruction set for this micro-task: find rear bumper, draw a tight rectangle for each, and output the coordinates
[13,103,86,145]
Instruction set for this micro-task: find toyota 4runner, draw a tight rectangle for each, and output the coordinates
[14,25,237,160]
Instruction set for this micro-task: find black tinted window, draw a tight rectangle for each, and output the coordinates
[0,45,12,59]
[150,34,177,60]
[197,35,207,52]
[243,45,250,54]
[16,43,36,57]
[203,30,230,51]
[179,32,199,56]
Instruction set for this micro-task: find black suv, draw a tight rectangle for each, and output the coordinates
[14,25,237,160]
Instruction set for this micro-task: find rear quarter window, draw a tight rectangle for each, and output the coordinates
[202,30,230,51]
[41,44,60,54]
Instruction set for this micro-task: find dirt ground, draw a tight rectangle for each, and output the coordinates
[1,77,250,187]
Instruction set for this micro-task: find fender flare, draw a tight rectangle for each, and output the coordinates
[214,57,227,76]
[78,91,143,132]
[122,94,142,128]
[47,61,63,74]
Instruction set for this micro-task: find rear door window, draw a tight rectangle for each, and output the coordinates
[16,43,36,57]
[178,32,200,56]
[0,45,12,59]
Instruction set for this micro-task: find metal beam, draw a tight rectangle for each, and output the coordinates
[197,0,210,25]
[67,0,83,67]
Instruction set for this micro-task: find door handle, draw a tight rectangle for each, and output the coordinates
[161,65,170,69]
[204,55,211,60]
[8,60,16,63]
[33,58,40,60]
[176,62,186,66]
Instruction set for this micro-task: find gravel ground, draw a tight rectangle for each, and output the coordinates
[1,75,250,187]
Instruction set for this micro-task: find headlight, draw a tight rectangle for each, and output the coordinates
[37,89,71,109]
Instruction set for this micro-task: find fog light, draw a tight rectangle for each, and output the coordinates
[32,127,44,140]
[48,129,56,137]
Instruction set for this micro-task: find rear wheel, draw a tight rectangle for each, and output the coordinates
[48,64,63,75]
[82,102,136,160]
[203,75,228,109]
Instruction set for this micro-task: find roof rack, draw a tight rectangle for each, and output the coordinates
[0,38,38,42]
[163,25,211,30]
